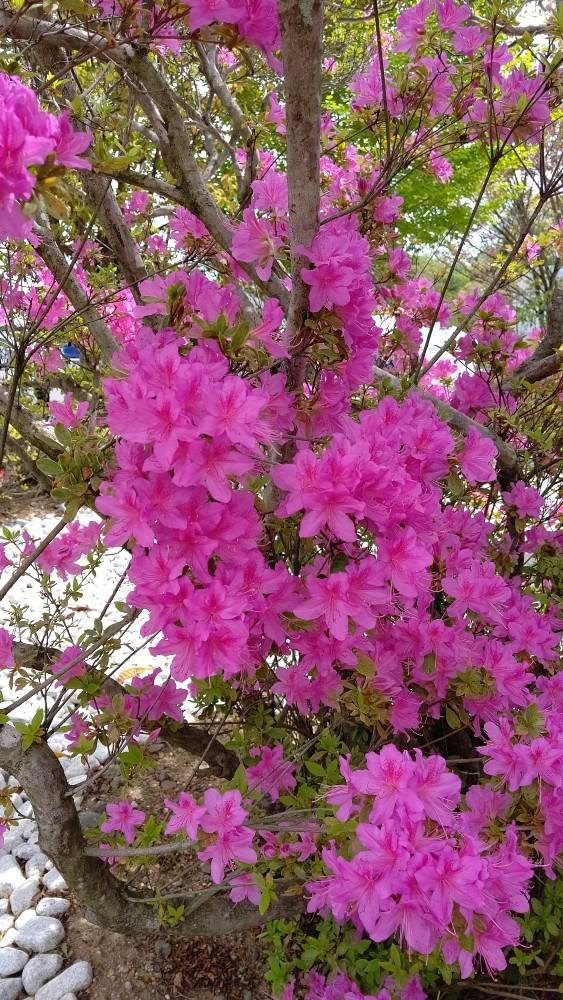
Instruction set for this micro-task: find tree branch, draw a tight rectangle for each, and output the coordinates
[33,219,119,365]
[121,48,289,310]
[0,386,63,462]
[5,434,53,493]
[11,642,238,778]
[0,9,125,64]
[94,169,182,203]
[372,366,518,474]
[277,0,324,369]
[511,287,563,385]
[30,32,151,305]
[0,724,304,935]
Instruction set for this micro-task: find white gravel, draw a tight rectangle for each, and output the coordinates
[0,508,197,997]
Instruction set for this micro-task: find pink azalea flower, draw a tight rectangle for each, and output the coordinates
[200,788,249,834]
[198,826,257,883]
[302,260,357,313]
[395,0,433,55]
[458,426,497,483]
[164,792,206,839]
[187,0,244,33]
[229,872,261,905]
[0,629,14,669]
[51,644,86,685]
[96,485,154,547]
[65,712,91,749]
[435,0,471,30]
[51,112,91,170]
[231,208,283,281]
[502,481,543,519]
[525,235,541,260]
[294,573,357,641]
[0,545,11,575]
[352,745,422,824]
[246,744,297,801]
[452,25,490,58]
[101,801,146,844]
[376,528,432,598]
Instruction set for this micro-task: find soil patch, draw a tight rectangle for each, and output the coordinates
[66,745,270,1000]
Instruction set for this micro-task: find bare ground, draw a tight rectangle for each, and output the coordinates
[66,745,270,1000]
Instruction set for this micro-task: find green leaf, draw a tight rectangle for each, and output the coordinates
[36,458,62,477]
[55,423,75,448]
[445,706,461,730]
[41,188,69,221]
[64,498,85,522]
[31,708,44,730]
[305,759,325,777]
[230,322,250,352]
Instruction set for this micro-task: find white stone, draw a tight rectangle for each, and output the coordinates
[0,901,9,915]
[59,995,78,1000]
[17,801,33,819]
[0,832,23,856]
[0,915,14,935]
[25,853,50,878]
[14,916,65,953]
[42,869,67,893]
[47,738,66,755]
[14,908,37,929]
[66,775,84,787]
[0,977,22,1000]
[10,794,24,813]
[12,844,40,862]
[36,898,70,918]
[10,877,40,917]
[22,952,63,994]
[27,830,39,844]
[0,858,25,898]
[59,758,85,780]
[35,962,93,1000]
[19,819,35,840]
[93,743,109,764]
[0,946,29,975]
[0,930,18,949]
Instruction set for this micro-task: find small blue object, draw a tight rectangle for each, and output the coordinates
[61,343,81,361]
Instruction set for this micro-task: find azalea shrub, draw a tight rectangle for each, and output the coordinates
[1,0,563,998]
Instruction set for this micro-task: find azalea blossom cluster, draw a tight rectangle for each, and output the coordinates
[309,747,531,976]
[2,0,563,996]
[351,0,554,149]
[280,968,427,1000]
[478,680,563,877]
[96,322,298,686]
[95,0,281,66]
[36,520,102,580]
[101,788,257,885]
[48,392,90,429]
[0,74,91,240]
[88,267,562,989]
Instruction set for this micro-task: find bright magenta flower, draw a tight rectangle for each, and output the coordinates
[101,801,146,845]
[164,792,206,839]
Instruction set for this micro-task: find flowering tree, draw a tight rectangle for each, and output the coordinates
[1,0,563,997]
